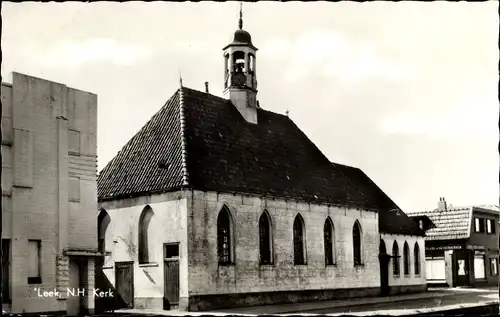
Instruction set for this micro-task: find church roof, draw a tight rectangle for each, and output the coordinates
[97,87,424,236]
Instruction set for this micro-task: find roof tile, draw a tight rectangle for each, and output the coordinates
[98,87,424,236]
[407,207,472,240]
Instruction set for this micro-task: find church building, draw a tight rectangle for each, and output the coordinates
[97,9,427,312]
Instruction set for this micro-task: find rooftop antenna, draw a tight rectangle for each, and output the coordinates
[178,69,183,87]
[285,109,289,117]
[239,2,243,29]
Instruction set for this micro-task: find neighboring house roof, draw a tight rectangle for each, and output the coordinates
[408,207,472,240]
[98,87,424,236]
[407,205,499,241]
[473,205,500,213]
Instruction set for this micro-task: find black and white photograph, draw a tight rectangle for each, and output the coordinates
[1,1,498,316]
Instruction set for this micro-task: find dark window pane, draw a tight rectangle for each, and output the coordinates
[414,243,420,275]
[259,213,272,265]
[218,208,232,264]
[293,215,305,265]
[324,220,334,265]
[392,242,400,276]
[353,222,361,265]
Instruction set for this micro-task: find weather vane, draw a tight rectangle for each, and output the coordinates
[239,2,243,29]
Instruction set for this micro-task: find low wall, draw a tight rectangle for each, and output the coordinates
[188,287,381,311]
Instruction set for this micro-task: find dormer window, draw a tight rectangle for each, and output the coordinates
[419,220,424,230]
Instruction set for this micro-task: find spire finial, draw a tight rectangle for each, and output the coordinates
[178,69,183,87]
[238,2,243,29]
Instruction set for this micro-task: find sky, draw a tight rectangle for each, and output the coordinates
[2,1,498,213]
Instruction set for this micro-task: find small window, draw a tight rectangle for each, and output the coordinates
[259,211,273,265]
[486,219,495,234]
[490,258,498,276]
[28,240,42,284]
[403,242,410,276]
[217,206,234,265]
[353,221,362,266]
[324,218,335,265]
[414,242,421,275]
[475,217,485,233]
[293,214,306,265]
[418,220,424,230]
[392,241,400,277]
[165,244,179,259]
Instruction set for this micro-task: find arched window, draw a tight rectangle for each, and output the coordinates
[138,206,154,264]
[259,210,273,265]
[403,242,410,275]
[293,214,306,265]
[98,209,111,254]
[414,242,421,275]
[217,206,234,265]
[392,241,400,277]
[324,218,335,265]
[353,220,362,265]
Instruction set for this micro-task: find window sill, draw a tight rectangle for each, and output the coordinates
[69,198,81,203]
[393,275,401,278]
[326,264,337,267]
[404,274,411,278]
[102,265,114,269]
[259,263,275,267]
[354,263,364,268]
[139,262,158,268]
[218,263,235,267]
[28,277,42,284]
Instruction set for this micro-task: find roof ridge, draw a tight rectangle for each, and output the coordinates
[179,87,190,186]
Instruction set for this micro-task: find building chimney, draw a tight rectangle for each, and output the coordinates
[438,197,447,211]
[205,81,209,93]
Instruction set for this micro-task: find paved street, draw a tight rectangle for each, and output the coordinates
[103,286,498,316]
[301,287,498,315]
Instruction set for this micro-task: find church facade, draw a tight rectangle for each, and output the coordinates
[97,12,426,312]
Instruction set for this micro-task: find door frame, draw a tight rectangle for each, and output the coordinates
[163,243,180,310]
[115,261,135,308]
[454,251,470,287]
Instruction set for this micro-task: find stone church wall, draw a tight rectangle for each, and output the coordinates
[380,233,427,294]
[186,190,381,310]
[99,192,190,311]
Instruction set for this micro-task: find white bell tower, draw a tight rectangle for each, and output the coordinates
[222,4,259,124]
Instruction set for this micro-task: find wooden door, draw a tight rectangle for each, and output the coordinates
[115,262,134,308]
[67,259,81,316]
[379,239,390,296]
[455,252,470,286]
[163,243,180,310]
